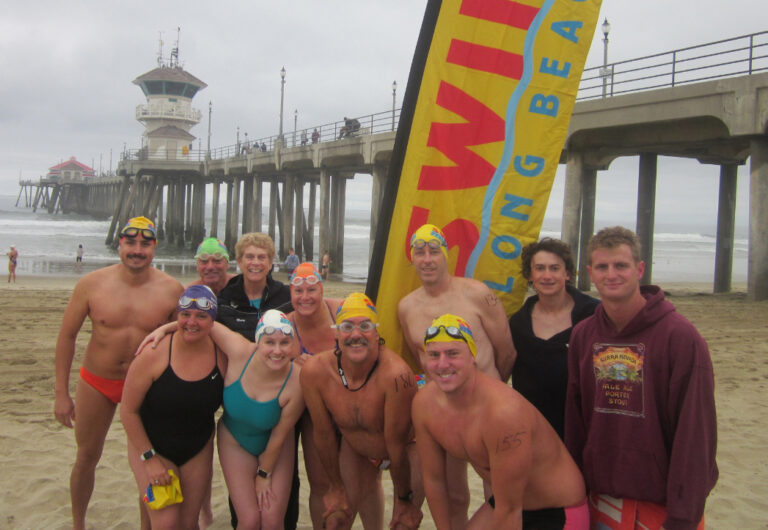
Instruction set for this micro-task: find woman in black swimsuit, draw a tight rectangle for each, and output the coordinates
[121,285,227,529]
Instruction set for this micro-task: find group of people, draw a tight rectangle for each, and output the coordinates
[53,215,717,530]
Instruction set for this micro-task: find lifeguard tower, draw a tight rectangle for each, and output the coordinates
[133,30,207,160]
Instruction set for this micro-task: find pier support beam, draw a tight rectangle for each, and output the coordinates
[211,179,220,238]
[561,153,584,265]
[294,177,304,260]
[636,153,658,285]
[748,138,768,301]
[577,168,597,292]
[329,174,347,274]
[268,180,278,243]
[224,179,234,251]
[714,164,738,293]
[230,177,241,247]
[281,177,294,260]
[319,170,331,270]
[305,180,316,262]
[105,175,130,245]
[370,164,386,260]
[242,177,253,234]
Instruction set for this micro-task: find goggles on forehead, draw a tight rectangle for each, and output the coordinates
[290,274,320,286]
[121,227,156,240]
[179,296,216,311]
[424,325,468,343]
[260,324,294,337]
[411,239,444,250]
[197,253,227,262]
[334,320,378,333]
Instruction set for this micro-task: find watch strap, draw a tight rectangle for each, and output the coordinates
[140,448,156,461]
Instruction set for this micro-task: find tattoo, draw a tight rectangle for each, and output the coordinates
[394,372,415,392]
[496,431,526,453]
[485,293,500,306]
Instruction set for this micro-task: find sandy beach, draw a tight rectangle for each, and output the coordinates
[1,273,766,529]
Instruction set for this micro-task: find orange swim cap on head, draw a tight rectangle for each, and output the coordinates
[335,292,378,325]
[290,262,323,286]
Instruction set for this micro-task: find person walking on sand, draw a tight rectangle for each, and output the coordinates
[53,216,184,530]
[76,244,84,272]
[7,244,18,283]
[565,226,718,529]
[413,314,588,529]
[321,250,331,280]
[397,223,516,527]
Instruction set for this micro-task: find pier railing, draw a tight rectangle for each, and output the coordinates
[122,31,767,161]
[577,30,768,100]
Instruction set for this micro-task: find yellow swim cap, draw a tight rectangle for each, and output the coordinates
[335,292,378,325]
[424,314,476,357]
[409,224,448,261]
[120,216,157,240]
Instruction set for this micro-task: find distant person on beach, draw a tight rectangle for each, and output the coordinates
[121,285,226,529]
[300,293,424,530]
[413,314,588,529]
[75,244,84,272]
[508,238,599,439]
[565,226,718,529]
[189,237,235,295]
[7,244,18,283]
[53,216,183,530]
[283,248,300,277]
[397,223,516,527]
[321,250,331,280]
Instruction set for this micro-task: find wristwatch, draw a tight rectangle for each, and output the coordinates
[257,467,272,479]
[397,490,414,502]
[140,448,156,461]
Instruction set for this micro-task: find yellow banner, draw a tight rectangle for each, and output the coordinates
[375,0,602,369]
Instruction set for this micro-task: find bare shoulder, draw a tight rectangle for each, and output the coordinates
[458,277,504,311]
[397,288,424,323]
[300,350,333,383]
[149,269,184,291]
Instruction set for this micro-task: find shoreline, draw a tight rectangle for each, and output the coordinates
[0,275,765,528]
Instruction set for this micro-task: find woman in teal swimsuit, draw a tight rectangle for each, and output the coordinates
[214,309,305,528]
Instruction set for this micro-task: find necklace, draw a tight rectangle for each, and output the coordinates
[335,346,379,392]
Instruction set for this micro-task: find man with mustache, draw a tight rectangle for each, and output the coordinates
[54,216,184,530]
[300,293,423,530]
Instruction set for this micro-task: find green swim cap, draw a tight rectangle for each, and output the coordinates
[195,238,229,260]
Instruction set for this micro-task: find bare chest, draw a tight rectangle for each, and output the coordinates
[324,384,385,434]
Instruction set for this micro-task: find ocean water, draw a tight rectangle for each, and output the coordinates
[0,194,748,285]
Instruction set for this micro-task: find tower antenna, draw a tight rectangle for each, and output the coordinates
[170,27,180,68]
[157,31,165,67]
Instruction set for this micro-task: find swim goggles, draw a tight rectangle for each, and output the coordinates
[196,253,228,262]
[290,274,321,286]
[120,227,156,240]
[424,325,468,344]
[410,239,444,250]
[179,296,216,310]
[334,320,378,333]
[260,324,294,336]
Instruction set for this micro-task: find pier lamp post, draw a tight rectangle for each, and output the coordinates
[293,109,298,147]
[279,67,286,144]
[392,80,397,131]
[601,18,611,98]
[207,101,212,157]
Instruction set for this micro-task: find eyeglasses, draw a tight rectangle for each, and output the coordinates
[411,239,444,250]
[260,324,294,336]
[291,274,320,286]
[335,320,378,333]
[197,253,227,262]
[121,227,156,240]
[424,325,467,343]
[179,296,216,310]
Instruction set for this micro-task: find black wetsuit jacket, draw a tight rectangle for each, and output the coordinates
[217,273,293,340]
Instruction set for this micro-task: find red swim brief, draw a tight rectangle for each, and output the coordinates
[80,366,125,404]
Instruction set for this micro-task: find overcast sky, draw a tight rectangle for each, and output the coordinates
[1,0,764,230]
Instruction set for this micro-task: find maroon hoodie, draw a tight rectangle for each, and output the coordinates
[565,285,718,530]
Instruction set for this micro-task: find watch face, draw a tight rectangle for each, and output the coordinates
[257,468,268,478]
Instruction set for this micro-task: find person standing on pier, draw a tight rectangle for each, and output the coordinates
[53,216,184,530]
[7,244,18,283]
